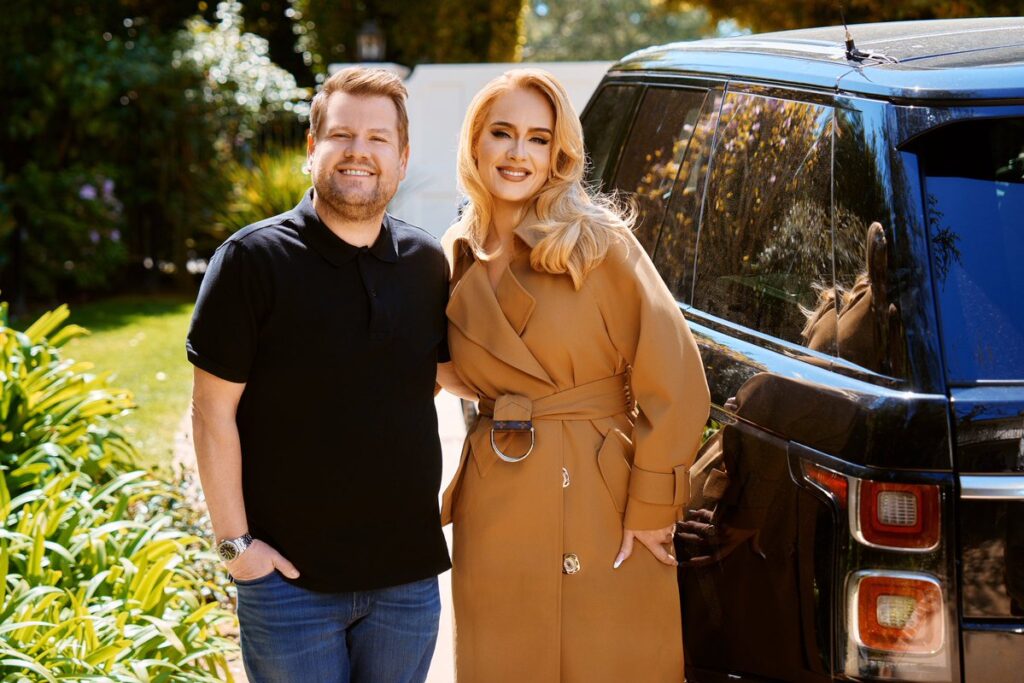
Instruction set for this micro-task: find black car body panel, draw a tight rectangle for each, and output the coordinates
[582,18,1024,683]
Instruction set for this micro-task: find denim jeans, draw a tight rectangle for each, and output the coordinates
[235,571,441,683]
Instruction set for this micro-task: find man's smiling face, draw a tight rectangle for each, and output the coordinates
[308,91,409,222]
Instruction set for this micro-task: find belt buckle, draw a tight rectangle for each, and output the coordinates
[490,420,535,463]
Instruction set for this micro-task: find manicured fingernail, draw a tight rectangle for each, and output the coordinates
[613,554,624,569]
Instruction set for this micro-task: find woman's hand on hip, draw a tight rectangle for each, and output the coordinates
[227,539,300,582]
[614,525,678,569]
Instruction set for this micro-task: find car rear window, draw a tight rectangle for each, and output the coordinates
[919,117,1024,383]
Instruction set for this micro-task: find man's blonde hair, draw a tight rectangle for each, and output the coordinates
[449,68,631,290]
[309,67,409,149]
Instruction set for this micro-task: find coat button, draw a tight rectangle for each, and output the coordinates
[562,467,570,488]
[562,554,581,575]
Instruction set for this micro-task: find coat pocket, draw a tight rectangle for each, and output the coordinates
[441,438,472,525]
[597,428,633,513]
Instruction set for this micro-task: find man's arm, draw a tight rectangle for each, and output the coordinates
[191,367,299,580]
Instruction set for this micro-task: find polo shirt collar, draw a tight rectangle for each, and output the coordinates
[293,189,399,266]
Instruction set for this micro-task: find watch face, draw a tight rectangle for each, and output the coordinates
[217,541,238,562]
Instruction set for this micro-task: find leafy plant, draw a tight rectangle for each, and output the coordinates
[0,302,237,680]
[214,147,309,238]
[0,1,308,302]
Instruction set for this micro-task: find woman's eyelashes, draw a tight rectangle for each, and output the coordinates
[489,129,550,145]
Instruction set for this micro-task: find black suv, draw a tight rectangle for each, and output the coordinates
[580,17,1024,683]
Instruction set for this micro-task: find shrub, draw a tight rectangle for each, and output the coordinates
[214,147,309,238]
[0,1,309,302]
[0,302,237,681]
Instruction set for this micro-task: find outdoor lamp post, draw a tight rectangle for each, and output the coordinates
[357,20,385,62]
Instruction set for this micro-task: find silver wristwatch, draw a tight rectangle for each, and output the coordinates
[216,533,254,562]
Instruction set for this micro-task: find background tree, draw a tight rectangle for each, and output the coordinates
[290,0,527,75]
[243,0,316,86]
[0,0,306,307]
[666,0,1022,33]
[523,0,711,62]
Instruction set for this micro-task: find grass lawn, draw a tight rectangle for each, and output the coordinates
[59,295,196,471]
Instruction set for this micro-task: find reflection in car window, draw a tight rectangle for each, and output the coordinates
[920,118,1024,382]
[581,84,641,190]
[830,105,907,378]
[611,87,709,254]
[693,92,834,347]
[653,89,724,303]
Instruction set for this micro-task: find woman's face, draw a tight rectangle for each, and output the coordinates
[475,87,555,211]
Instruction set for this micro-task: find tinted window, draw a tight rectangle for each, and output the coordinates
[653,88,724,303]
[831,104,908,378]
[611,87,709,254]
[919,117,1024,382]
[581,84,641,188]
[692,92,834,347]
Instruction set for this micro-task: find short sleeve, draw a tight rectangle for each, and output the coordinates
[186,240,265,383]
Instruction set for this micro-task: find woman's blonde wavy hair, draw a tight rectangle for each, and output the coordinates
[449,68,633,290]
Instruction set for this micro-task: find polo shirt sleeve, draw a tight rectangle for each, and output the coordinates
[186,240,263,383]
[437,256,452,364]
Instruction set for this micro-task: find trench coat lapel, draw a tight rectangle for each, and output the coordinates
[447,237,551,385]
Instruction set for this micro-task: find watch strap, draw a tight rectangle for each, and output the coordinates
[218,533,254,560]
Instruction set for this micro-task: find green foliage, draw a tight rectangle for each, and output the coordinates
[434,0,527,63]
[215,147,309,237]
[178,2,309,157]
[664,0,1022,32]
[0,302,236,680]
[0,1,308,303]
[290,0,527,74]
[62,297,198,470]
[524,0,711,62]
[242,0,315,87]
[0,303,132,479]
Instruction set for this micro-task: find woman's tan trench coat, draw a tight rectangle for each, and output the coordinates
[441,218,711,683]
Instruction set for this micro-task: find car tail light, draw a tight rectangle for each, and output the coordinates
[854,480,941,551]
[803,463,942,551]
[802,458,956,680]
[803,461,848,506]
[847,572,946,657]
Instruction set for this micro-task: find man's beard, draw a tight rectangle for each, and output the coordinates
[312,166,397,222]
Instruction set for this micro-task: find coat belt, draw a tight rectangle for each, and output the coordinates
[442,373,685,523]
[470,374,632,468]
[477,373,632,423]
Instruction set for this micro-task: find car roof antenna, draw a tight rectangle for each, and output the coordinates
[835,1,892,63]
[839,2,870,61]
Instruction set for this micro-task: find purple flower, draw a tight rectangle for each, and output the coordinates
[79,184,97,200]
[89,230,101,244]
[110,229,121,242]
[102,178,115,198]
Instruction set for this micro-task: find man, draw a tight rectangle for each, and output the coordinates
[187,67,451,682]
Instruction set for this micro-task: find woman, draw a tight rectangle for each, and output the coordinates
[437,68,710,682]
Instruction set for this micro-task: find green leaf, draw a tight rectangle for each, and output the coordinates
[0,655,59,683]
[23,306,72,345]
[138,615,187,655]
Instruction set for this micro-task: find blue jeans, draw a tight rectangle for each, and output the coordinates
[235,571,441,683]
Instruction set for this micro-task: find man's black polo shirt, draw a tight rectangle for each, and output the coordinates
[186,189,451,592]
